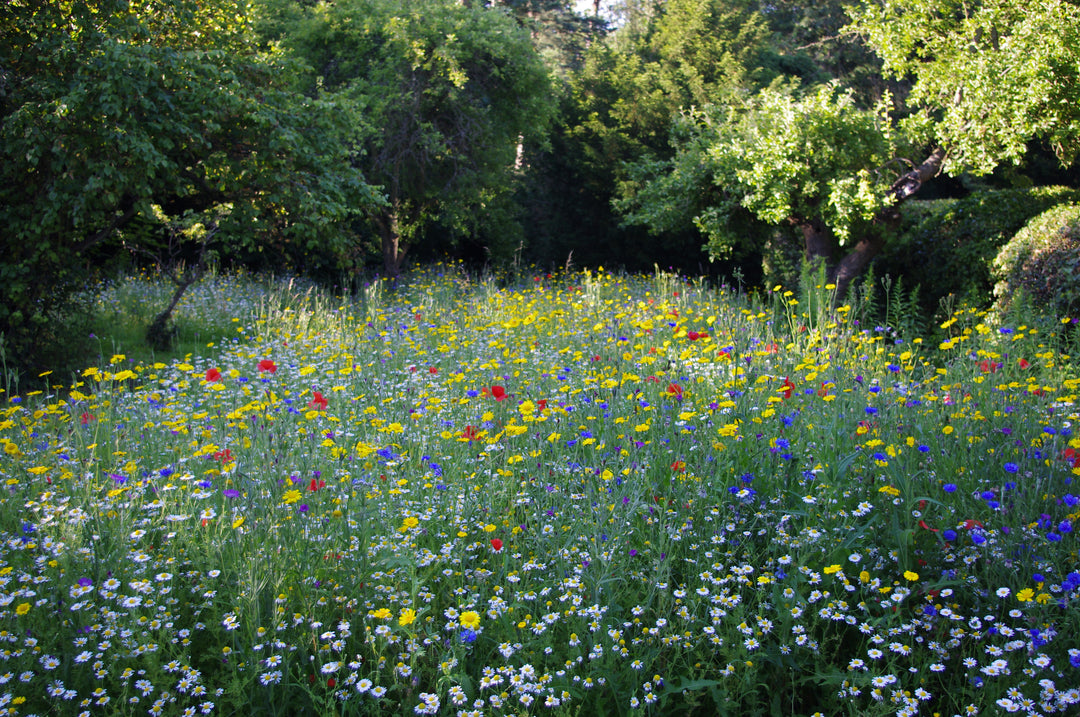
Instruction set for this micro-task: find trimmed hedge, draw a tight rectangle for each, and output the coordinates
[992,202,1080,320]
[872,186,1080,318]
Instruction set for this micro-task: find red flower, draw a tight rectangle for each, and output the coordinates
[1019,358,1031,369]
[917,519,938,532]
[687,330,709,341]
[326,678,336,689]
[212,449,233,463]
[665,383,683,399]
[205,367,222,382]
[780,377,795,399]
[978,360,1001,373]
[490,538,503,551]
[308,391,328,411]
[537,399,548,412]
[489,385,507,401]
[309,477,325,491]
[257,359,277,374]
[765,342,779,354]
[80,412,95,425]
[670,459,686,473]
[429,366,438,374]
[462,425,479,442]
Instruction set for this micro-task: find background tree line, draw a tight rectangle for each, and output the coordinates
[2,0,1079,374]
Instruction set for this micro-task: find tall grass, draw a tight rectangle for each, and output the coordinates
[1,267,1078,716]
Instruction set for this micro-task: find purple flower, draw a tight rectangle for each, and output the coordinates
[629,549,638,557]
[223,489,240,499]
[943,483,957,493]
[1004,462,1019,473]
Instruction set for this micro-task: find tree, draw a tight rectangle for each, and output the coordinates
[847,0,1080,176]
[522,0,773,270]
[620,0,1080,296]
[283,0,555,275]
[0,0,378,369]
[617,84,897,290]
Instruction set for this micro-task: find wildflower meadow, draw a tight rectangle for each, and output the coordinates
[1,268,1079,717]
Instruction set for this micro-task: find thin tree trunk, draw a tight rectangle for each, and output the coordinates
[378,204,406,277]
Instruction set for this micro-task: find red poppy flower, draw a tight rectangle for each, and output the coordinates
[765,342,779,354]
[687,330,709,341]
[780,377,795,399]
[257,359,277,374]
[212,449,233,464]
[670,459,686,473]
[490,538,503,551]
[462,425,479,442]
[666,383,683,398]
[205,368,222,382]
[978,360,1001,373]
[1019,358,1031,369]
[326,678,336,689]
[309,477,325,492]
[537,399,547,412]
[308,391,328,411]
[489,385,507,401]
[80,412,95,425]
[917,519,938,532]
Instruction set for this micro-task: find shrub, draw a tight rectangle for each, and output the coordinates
[992,202,1080,319]
[872,186,1080,318]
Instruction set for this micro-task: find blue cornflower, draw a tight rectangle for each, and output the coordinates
[1004,462,1019,473]
[943,483,957,493]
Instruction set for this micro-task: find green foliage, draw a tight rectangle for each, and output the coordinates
[873,187,1080,318]
[618,84,895,256]
[992,202,1080,320]
[0,0,378,376]
[281,0,555,274]
[847,0,1080,174]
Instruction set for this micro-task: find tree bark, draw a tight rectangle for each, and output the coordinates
[377,204,406,277]
[801,219,833,270]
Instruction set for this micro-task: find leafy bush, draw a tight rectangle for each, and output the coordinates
[873,186,1080,318]
[992,202,1080,319]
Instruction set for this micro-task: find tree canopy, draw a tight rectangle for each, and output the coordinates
[280,0,555,275]
[0,0,378,366]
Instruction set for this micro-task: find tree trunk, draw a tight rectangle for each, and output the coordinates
[377,204,406,277]
[801,219,834,271]
[830,234,885,299]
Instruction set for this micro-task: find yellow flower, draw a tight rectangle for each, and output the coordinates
[232,517,245,529]
[903,570,919,582]
[399,608,417,626]
[823,565,841,575]
[282,489,302,505]
[1016,588,1035,602]
[459,611,480,629]
[402,516,419,530]
[15,602,30,616]
[371,608,392,620]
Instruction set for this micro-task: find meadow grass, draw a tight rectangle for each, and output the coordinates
[1,266,1079,717]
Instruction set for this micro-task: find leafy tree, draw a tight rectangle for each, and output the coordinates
[620,0,1080,296]
[848,0,1080,175]
[617,84,897,290]
[0,0,377,370]
[282,0,555,275]
[522,0,772,271]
